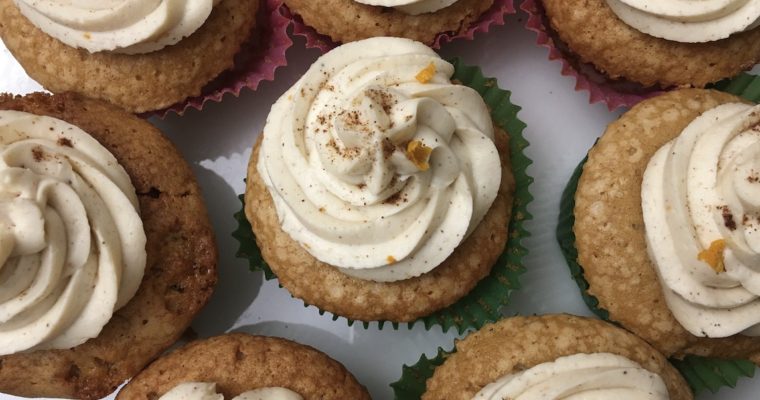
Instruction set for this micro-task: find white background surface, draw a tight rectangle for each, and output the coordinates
[1,10,758,400]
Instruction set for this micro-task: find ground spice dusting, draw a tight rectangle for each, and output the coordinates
[721,205,737,231]
[31,146,45,162]
[698,239,727,273]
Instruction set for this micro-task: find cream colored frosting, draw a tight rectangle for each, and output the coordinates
[606,0,760,42]
[158,383,303,400]
[642,102,760,338]
[257,37,500,283]
[472,353,669,400]
[13,0,218,54]
[0,110,146,355]
[352,0,459,15]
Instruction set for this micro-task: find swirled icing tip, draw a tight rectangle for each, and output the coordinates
[698,239,727,273]
[282,0,515,52]
[520,0,662,111]
[150,0,293,118]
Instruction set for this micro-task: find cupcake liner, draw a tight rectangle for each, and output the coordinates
[390,348,452,400]
[282,0,515,52]
[232,58,533,333]
[712,73,760,103]
[555,75,760,394]
[520,0,662,111]
[152,0,293,117]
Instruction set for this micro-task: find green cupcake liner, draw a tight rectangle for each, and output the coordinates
[555,74,760,394]
[391,348,452,400]
[232,58,534,333]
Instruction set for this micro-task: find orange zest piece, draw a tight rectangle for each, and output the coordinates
[698,239,727,273]
[415,62,437,84]
[386,256,397,265]
[406,140,432,171]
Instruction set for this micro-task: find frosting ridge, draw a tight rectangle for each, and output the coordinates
[642,102,760,337]
[256,37,501,283]
[0,110,146,355]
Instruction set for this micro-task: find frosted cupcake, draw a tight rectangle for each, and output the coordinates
[0,92,217,399]
[283,0,512,48]
[397,315,692,400]
[0,0,265,113]
[559,88,760,374]
[116,333,370,400]
[242,36,532,326]
[526,0,760,108]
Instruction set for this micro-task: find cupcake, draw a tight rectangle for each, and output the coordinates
[0,0,262,114]
[116,333,370,400]
[283,0,511,48]
[560,88,760,369]
[242,36,531,326]
[0,92,217,399]
[401,315,692,400]
[528,0,760,107]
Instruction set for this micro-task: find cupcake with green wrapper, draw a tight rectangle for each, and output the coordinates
[392,314,693,400]
[556,80,760,394]
[233,36,532,332]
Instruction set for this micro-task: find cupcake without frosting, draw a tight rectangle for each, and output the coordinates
[0,92,217,399]
[0,0,260,113]
[245,36,518,323]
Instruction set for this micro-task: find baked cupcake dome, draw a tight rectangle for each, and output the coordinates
[116,333,370,400]
[541,0,760,88]
[284,0,496,45]
[0,0,259,113]
[0,92,217,399]
[423,314,692,400]
[571,88,760,363]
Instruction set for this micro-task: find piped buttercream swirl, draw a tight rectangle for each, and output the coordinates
[0,110,146,355]
[352,0,459,15]
[257,37,500,283]
[606,0,760,42]
[13,0,219,54]
[472,353,669,399]
[642,102,760,337]
[158,382,303,400]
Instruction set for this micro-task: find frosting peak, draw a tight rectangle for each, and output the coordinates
[257,37,500,283]
[0,110,146,355]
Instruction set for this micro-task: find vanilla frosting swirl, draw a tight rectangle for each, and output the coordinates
[159,382,303,400]
[473,353,669,399]
[13,0,218,54]
[257,37,500,283]
[352,0,459,15]
[642,102,760,338]
[0,110,146,355]
[606,0,760,42]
